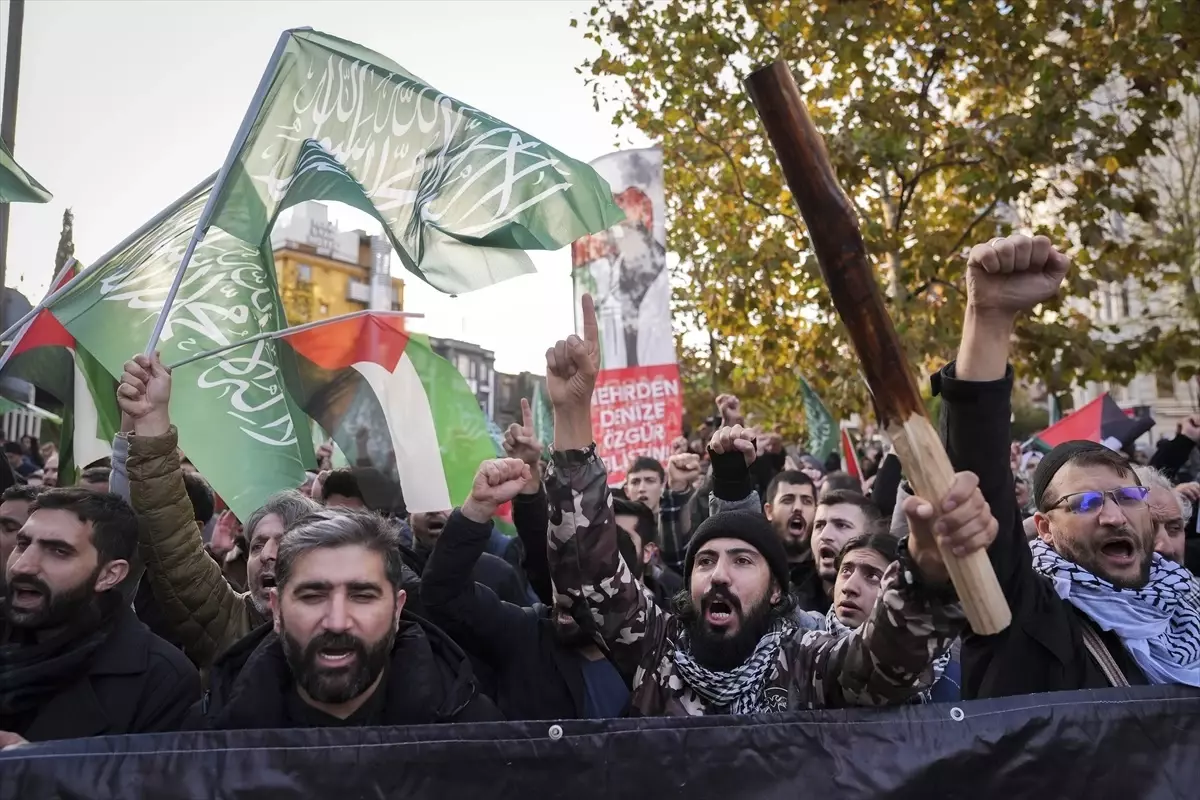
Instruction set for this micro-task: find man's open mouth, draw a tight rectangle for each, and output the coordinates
[818,544,838,562]
[1100,538,1137,564]
[787,517,806,535]
[705,597,736,625]
[259,574,276,589]
[9,586,44,607]
[315,646,357,668]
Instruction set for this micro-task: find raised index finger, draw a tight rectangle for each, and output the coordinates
[580,293,599,346]
[521,397,533,430]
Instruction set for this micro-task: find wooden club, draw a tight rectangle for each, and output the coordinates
[745,60,1011,634]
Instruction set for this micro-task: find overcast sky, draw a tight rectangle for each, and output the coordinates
[5,0,650,374]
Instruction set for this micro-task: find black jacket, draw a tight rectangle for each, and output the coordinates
[197,611,500,729]
[934,363,1148,699]
[13,604,200,741]
[422,509,628,721]
[407,540,530,608]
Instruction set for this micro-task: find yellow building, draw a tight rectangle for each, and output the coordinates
[270,202,404,325]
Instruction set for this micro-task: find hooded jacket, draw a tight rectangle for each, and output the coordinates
[196,611,501,729]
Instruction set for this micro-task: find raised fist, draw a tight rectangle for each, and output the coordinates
[966,234,1070,317]
[715,394,744,426]
[709,424,757,466]
[546,293,600,411]
[667,453,703,492]
[463,458,532,523]
[671,436,690,456]
[117,352,172,437]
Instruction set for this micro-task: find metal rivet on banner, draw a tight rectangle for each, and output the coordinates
[949,707,965,722]
[548,724,564,740]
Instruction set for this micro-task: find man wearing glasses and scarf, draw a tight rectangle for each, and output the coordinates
[933,233,1200,697]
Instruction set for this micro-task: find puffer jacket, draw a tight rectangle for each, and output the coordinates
[128,427,262,670]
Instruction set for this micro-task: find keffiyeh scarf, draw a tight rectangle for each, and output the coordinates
[673,619,794,714]
[822,606,953,703]
[1031,539,1200,687]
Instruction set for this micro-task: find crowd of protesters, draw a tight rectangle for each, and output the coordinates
[1,234,1197,748]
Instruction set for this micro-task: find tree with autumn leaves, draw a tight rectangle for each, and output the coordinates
[576,0,1200,437]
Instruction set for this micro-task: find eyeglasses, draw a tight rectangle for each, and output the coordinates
[1045,486,1150,515]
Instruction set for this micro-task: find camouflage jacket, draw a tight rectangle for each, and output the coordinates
[546,447,967,717]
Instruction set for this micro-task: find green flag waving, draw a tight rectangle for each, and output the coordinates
[205,28,625,295]
[799,377,838,462]
[0,138,51,204]
[40,177,313,519]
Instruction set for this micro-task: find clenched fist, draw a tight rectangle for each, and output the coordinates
[667,453,703,492]
[902,471,998,585]
[709,424,757,466]
[118,352,172,437]
[715,394,744,426]
[966,234,1070,317]
[462,458,532,523]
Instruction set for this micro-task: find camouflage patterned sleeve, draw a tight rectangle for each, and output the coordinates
[545,447,666,677]
[785,560,966,708]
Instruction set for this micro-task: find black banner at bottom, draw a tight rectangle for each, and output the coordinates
[2,687,1197,800]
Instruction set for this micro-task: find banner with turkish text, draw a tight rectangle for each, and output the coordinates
[590,363,683,483]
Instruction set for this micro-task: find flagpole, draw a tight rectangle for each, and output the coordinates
[0,171,218,344]
[165,310,423,371]
[143,28,299,357]
[0,257,76,376]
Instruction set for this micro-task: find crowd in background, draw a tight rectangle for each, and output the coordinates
[1,234,1197,749]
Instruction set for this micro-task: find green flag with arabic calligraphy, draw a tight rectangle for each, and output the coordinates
[205,28,624,295]
[43,177,314,519]
[799,377,838,462]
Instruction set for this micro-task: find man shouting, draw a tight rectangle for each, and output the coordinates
[545,295,995,716]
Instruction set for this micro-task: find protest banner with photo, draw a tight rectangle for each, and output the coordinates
[571,146,680,482]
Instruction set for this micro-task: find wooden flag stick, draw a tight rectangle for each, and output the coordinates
[745,60,1010,634]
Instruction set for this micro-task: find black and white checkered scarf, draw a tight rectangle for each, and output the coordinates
[673,619,794,714]
[1031,540,1200,687]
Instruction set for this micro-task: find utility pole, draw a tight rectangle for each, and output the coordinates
[0,0,26,292]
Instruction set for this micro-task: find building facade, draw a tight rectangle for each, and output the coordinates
[494,371,547,430]
[270,202,404,325]
[429,337,496,420]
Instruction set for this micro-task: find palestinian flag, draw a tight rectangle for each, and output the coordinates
[841,428,862,480]
[278,312,497,514]
[0,262,120,482]
[1030,393,1155,453]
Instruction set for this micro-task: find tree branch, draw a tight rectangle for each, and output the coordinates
[943,196,1003,260]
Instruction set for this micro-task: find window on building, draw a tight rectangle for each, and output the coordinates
[1157,371,1175,398]
[1119,284,1130,319]
[297,263,312,282]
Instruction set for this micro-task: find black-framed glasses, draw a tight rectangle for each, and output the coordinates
[1045,486,1149,515]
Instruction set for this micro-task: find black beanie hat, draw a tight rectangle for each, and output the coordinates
[1031,440,1115,511]
[684,510,791,592]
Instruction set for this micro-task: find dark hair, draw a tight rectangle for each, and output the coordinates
[765,469,815,505]
[615,527,643,581]
[29,488,138,564]
[83,456,112,470]
[822,470,862,495]
[819,489,885,533]
[612,495,658,547]
[2,484,43,504]
[245,490,321,544]
[182,471,216,525]
[1037,447,1137,510]
[276,508,405,591]
[321,468,364,504]
[627,457,665,481]
[3,441,23,456]
[834,532,899,573]
[79,467,111,485]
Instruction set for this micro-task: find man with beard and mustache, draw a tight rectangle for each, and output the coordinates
[117,352,323,670]
[544,294,991,716]
[197,509,499,728]
[933,232,1200,697]
[0,485,41,599]
[0,489,199,744]
[420,457,631,720]
[811,491,886,602]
